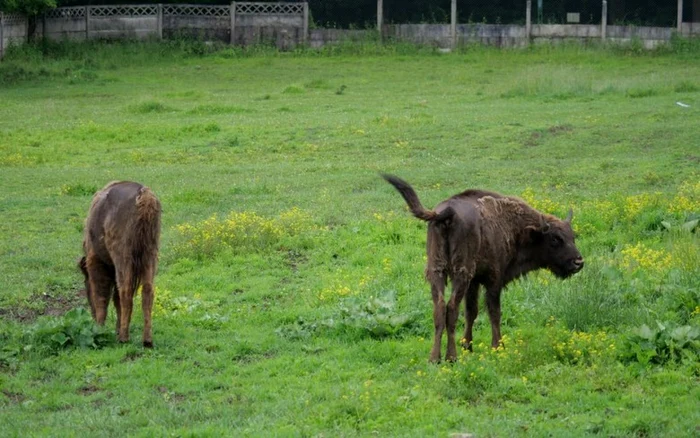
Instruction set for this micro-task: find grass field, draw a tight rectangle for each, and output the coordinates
[0,39,699,437]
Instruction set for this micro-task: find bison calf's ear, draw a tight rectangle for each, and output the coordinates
[522,225,544,244]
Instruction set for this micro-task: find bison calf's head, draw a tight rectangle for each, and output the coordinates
[527,209,584,279]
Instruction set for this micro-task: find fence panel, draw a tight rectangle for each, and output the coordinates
[43,6,87,41]
[163,4,230,41]
[1,13,28,58]
[88,5,159,40]
[233,2,306,47]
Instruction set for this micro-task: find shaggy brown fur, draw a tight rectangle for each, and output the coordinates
[78,181,161,347]
[382,174,584,362]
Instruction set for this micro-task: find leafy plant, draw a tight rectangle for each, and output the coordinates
[275,317,319,341]
[327,291,420,339]
[26,308,114,353]
[660,219,699,234]
[619,321,700,366]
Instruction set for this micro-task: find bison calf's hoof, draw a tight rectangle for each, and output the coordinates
[143,341,154,349]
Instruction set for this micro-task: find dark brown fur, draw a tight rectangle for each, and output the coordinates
[78,181,161,347]
[382,174,583,362]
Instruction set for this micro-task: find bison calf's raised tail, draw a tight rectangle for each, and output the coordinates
[79,181,161,348]
[382,174,583,363]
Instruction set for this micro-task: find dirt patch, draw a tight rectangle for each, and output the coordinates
[157,386,187,403]
[283,248,307,272]
[523,125,574,148]
[548,124,574,135]
[77,385,100,396]
[0,289,85,323]
[121,350,144,363]
[2,390,26,404]
[523,131,543,148]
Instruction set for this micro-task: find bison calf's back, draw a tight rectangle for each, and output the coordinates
[381,174,583,362]
[79,181,162,348]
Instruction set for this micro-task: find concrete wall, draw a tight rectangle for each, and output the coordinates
[308,29,370,48]
[164,15,230,41]
[1,13,28,58]
[234,9,305,48]
[41,7,87,41]
[2,3,700,60]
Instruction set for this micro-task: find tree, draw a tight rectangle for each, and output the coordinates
[1,0,57,41]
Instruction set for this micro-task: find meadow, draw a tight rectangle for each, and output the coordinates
[0,39,699,437]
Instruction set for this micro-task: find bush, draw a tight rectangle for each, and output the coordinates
[619,321,700,366]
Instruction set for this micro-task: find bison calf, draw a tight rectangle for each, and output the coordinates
[79,181,161,347]
[382,174,583,363]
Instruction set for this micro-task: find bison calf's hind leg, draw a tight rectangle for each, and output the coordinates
[116,271,135,344]
[445,278,470,362]
[112,289,121,335]
[86,259,114,325]
[486,288,503,349]
[140,265,156,348]
[429,278,447,363]
[463,283,480,352]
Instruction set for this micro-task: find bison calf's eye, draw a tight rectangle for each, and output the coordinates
[550,235,563,248]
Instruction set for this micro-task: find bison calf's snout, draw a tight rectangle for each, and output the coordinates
[572,257,584,272]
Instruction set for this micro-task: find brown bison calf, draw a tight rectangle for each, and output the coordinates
[79,181,161,347]
[383,174,584,363]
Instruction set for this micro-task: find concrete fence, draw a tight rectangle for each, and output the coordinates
[2,2,700,60]
[0,13,28,59]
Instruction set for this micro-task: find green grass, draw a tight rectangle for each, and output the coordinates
[1,40,699,437]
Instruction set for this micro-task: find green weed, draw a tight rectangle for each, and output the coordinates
[326,291,421,339]
[24,308,114,354]
[619,321,700,366]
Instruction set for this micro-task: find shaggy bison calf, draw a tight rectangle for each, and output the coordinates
[382,174,584,363]
[79,181,161,347]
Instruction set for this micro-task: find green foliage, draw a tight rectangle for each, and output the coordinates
[660,218,699,234]
[275,317,318,341]
[60,182,97,197]
[326,291,421,339]
[1,0,56,15]
[619,321,700,366]
[25,308,114,353]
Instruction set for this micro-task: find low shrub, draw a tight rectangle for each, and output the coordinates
[326,291,421,339]
[619,321,700,366]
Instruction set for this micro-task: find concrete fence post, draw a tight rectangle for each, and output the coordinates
[230,2,236,45]
[677,0,683,33]
[0,13,4,61]
[450,0,457,49]
[157,4,163,40]
[526,0,531,43]
[302,2,308,45]
[601,0,607,41]
[85,6,90,40]
[377,0,383,39]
